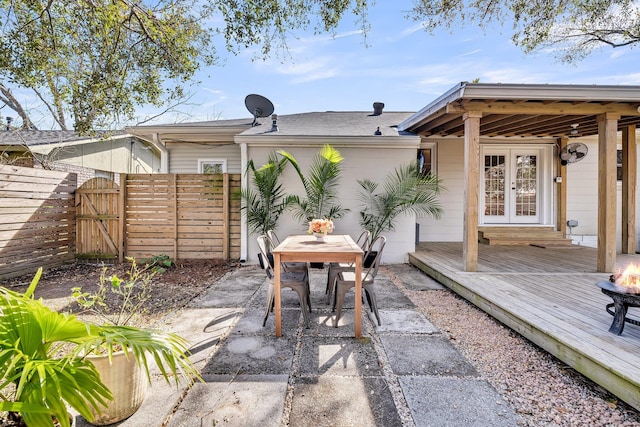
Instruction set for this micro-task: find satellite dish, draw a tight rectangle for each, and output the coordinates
[245,94,274,126]
[559,142,588,165]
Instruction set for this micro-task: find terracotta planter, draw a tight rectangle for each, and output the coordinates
[86,350,148,425]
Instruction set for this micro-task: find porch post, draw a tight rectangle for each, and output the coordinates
[463,112,482,272]
[622,125,637,254]
[597,113,620,272]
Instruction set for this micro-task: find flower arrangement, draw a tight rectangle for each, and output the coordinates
[308,218,334,235]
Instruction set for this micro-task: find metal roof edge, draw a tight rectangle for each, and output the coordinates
[234,134,420,147]
[458,82,640,101]
[398,82,468,131]
[399,82,640,132]
[125,123,252,136]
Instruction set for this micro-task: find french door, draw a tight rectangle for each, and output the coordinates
[482,149,540,224]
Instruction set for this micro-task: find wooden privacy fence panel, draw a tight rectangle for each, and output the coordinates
[125,173,241,260]
[76,178,121,260]
[0,165,76,279]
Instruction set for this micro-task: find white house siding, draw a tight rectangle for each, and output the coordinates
[165,142,242,173]
[243,140,419,264]
[53,138,159,174]
[417,138,465,242]
[566,135,640,252]
[565,138,599,246]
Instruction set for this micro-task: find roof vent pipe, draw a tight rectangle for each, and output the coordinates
[270,114,279,132]
[373,102,384,115]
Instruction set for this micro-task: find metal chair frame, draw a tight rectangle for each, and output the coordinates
[332,235,386,327]
[257,235,311,328]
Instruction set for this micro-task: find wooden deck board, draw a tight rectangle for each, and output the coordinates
[410,243,640,411]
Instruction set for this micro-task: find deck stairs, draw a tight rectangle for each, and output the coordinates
[478,226,574,247]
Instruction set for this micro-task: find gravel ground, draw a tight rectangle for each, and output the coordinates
[392,275,640,427]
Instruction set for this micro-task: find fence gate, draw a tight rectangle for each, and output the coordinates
[76,177,122,260]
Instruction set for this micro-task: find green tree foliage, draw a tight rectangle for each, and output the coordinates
[0,0,372,132]
[410,0,640,62]
[212,0,371,57]
[0,0,215,133]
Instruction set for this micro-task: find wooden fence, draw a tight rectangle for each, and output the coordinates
[76,173,241,262]
[0,165,77,279]
[1,167,241,280]
[123,173,241,261]
[76,177,122,260]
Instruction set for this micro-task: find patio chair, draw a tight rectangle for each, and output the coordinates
[257,235,311,328]
[266,229,308,273]
[325,230,370,304]
[332,235,386,327]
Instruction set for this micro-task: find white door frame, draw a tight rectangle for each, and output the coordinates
[480,144,553,225]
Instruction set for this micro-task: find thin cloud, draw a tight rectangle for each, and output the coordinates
[400,22,427,38]
[202,88,224,95]
[460,49,482,57]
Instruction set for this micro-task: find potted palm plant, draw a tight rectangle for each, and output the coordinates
[70,257,196,425]
[239,152,296,265]
[357,162,443,266]
[279,144,349,267]
[0,267,198,427]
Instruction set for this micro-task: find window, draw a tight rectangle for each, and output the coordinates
[198,159,227,174]
[417,143,436,176]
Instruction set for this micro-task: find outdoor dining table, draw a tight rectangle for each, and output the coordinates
[272,234,364,338]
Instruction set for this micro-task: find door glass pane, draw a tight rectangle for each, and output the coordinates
[484,155,505,216]
[515,155,537,216]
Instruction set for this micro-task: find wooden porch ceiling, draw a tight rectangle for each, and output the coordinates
[409,99,640,138]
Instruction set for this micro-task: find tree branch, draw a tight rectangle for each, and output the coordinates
[0,83,37,129]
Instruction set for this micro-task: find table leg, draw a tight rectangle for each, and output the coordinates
[354,254,362,338]
[274,253,282,337]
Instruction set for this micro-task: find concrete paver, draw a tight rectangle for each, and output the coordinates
[168,375,289,427]
[400,376,519,427]
[76,264,520,427]
[289,376,403,427]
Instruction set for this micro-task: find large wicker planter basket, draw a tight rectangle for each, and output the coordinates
[86,350,148,425]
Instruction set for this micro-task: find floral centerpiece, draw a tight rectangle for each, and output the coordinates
[308,218,334,241]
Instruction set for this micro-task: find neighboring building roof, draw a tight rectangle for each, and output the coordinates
[126,110,416,144]
[399,82,640,138]
[0,129,137,155]
[126,118,254,143]
[240,111,415,137]
[0,130,88,146]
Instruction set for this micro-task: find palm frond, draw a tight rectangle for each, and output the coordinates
[357,162,444,242]
[280,144,349,222]
[0,269,199,426]
[240,152,293,236]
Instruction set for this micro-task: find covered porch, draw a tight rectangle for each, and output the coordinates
[410,242,640,411]
[400,83,640,272]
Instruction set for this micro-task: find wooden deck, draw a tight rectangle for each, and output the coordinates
[409,242,640,411]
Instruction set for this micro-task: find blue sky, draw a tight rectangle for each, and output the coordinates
[157,1,639,125]
[12,1,640,128]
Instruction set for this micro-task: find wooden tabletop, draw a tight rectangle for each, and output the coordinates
[273,234,363,263]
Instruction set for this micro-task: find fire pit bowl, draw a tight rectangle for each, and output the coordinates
[596,280,640,335]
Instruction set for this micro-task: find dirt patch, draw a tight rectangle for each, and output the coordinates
[0,259,241,326]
